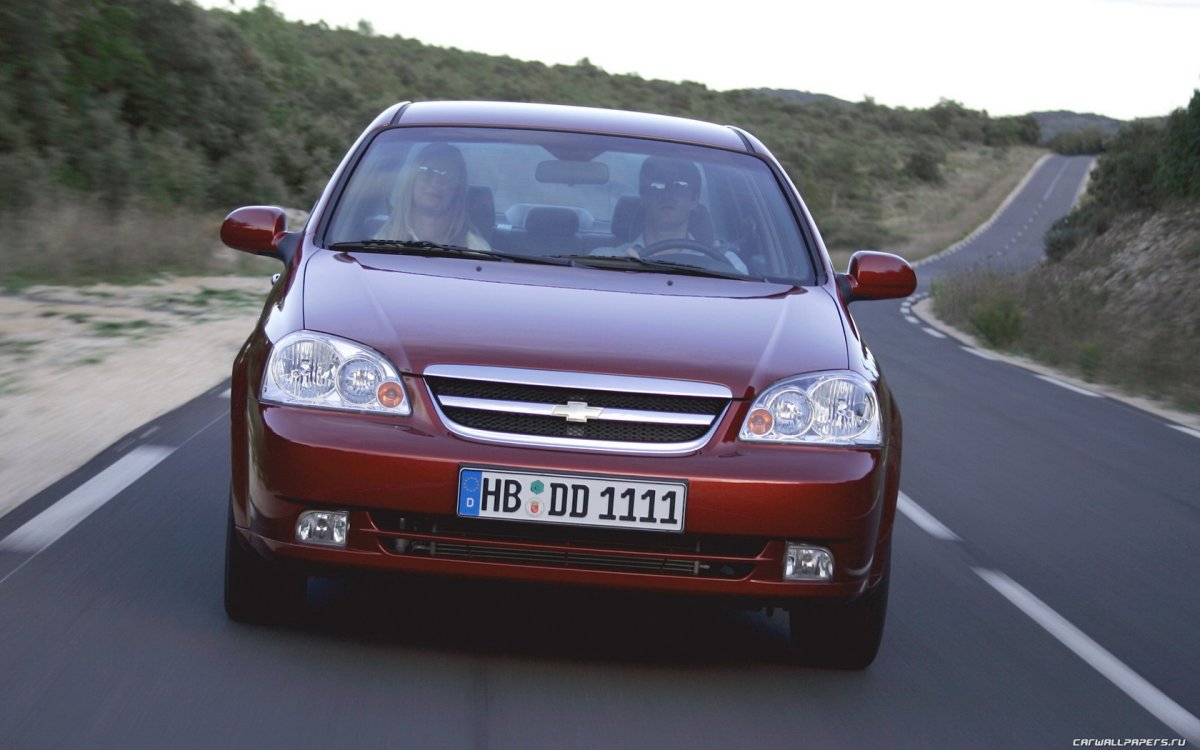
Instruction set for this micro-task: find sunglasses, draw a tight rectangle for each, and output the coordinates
[642,179,693,195]
[416,165,458,181]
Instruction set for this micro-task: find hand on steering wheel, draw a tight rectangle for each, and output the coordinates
[639,238,732,266]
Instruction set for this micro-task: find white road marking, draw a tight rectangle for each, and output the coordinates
[220,388,232,399]
[905,315,919,324]
[0,446,175,555]
[1042,160,1069,201]
[922,327,947,339]
[961,346,1000,361]
[975,568,1200,745]
[1035,374,1101,398]
[897,492,961,541]
[1168,424,1200,440]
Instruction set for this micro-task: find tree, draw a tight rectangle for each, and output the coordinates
[1158,89,1200,200]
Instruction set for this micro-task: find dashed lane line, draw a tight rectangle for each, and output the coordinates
[961,346,1000,361]
[899,492,1198,743]
[896,492,961,541]
[0,446,175,556]
[1035,374,1102,398]
[0,403,228,586]
[1041,159,1070,202]
[976,568,1200,745]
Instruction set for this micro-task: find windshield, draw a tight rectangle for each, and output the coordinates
[324,127,817,284]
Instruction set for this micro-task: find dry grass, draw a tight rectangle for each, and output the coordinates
[0,194,279,289]
[824,146,1045,273]
[933,204,1200,412]
[879,146,1046,260]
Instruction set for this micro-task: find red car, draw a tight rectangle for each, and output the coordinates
[221,101,915,669]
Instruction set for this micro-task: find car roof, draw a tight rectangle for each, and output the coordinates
[394,101,752,153]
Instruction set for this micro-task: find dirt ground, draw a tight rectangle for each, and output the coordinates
[0,276,271,518]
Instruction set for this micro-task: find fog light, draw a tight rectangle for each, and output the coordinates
[784,543,833,580]
[296,511,348,547]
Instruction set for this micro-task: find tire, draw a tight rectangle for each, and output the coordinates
[224,501,307,624]
[787,562,890,670]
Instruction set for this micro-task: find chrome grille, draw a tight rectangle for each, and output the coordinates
[424,365,732,454]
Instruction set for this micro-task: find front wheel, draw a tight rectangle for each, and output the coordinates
[787,563,889,670]
[224,499,307,624]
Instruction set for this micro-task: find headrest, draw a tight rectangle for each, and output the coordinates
[611,195,643,242]
[525,206,579,238]
[466,185,495,236]
[688,203,714,246]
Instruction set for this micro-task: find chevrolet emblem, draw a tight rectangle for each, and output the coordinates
[551,401,604,423]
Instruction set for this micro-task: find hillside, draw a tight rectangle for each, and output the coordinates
[750,89,856,108]
[0,0,1041,286]
[1030,110,1124,143]
[934,91,1200,411]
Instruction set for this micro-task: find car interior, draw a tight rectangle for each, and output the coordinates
[324,129,818,283]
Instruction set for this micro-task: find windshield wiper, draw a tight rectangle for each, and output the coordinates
[328,239,570,266]
[554,254,752,281]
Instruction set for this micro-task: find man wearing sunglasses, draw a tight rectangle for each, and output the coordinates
[597,157,748,273]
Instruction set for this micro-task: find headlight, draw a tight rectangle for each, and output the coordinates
[739,371,880,446]
[262,331,410,415]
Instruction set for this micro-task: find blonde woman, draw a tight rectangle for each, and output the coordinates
[378,143,491,250]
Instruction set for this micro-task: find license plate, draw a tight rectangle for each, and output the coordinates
[457,467,686,532]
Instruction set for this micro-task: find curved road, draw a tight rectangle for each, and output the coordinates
[2,155,1197,748]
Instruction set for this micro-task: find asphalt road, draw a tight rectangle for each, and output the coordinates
[2,154,1198,749]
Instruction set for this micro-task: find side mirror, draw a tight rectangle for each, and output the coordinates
[838,251,917,303]
[220,206,298,263]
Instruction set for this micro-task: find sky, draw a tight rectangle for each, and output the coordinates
[196,0,1200,121]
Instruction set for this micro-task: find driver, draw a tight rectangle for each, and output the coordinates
[595,156,747,273]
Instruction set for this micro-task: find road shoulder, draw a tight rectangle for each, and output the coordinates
[913,296,1200,431]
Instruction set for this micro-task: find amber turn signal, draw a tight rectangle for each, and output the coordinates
[377,381,405,409]
[746,408,773,436]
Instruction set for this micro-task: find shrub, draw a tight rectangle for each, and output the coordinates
[1087,120,1165,211]
[904,145,946,185]
[968,295,1024,348]
[1075,342,1103,380]
[1158,89,1200,200]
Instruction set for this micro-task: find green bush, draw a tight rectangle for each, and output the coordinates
[1047,127,1108,155]
[1075,342,1103,380]
[1087,120,1165,211]
[1044,209,1109,262]
[904,145,946,184]
[1158,90,1200,199]
[968,296,1024,348]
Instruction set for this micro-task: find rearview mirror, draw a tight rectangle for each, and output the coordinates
[535,160,609,185]
[838,251,917,303]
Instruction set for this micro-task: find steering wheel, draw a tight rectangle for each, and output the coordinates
[640,238,732,266]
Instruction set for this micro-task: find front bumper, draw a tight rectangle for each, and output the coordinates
[235,386,895,605]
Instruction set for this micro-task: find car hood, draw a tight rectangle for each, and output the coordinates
[301,251,849,397]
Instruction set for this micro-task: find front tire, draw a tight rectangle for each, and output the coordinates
[787,563,890,670]
[224,501,307,624]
